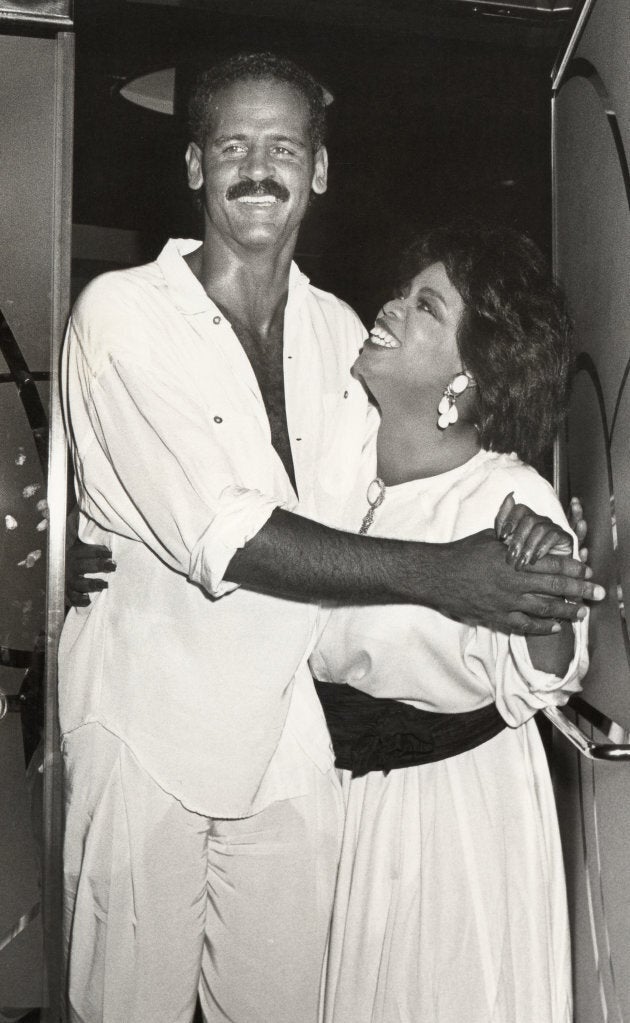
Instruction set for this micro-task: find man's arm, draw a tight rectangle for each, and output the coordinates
[66,506,602,633]
[226,508,601,636]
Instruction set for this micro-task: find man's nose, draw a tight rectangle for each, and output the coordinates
[239,145,273,180]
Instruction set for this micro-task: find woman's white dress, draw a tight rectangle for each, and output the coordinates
[310,449,589,1023]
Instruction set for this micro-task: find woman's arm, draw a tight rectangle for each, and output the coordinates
[494,492,581,674]
[526,624,576,675]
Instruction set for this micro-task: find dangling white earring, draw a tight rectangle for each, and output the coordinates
[437,371,476,430]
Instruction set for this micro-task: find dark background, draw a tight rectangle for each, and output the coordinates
[72,0,574,324]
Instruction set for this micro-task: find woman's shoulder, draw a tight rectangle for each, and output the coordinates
[478,450,566,521]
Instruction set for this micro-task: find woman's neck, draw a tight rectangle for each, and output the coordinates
[375,400,481,487]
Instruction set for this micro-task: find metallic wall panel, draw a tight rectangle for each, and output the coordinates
[554,739,606,1023]
[0,681,43,1008]
[0,28,73,1016]
[555,77,630,433]
[553,0,630,1018]
[0,380,49,651]
[0,37,62,373]
[569,0,630,141]
[565,371,630,725]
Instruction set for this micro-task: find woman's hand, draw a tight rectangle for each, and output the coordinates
[568,496,589,564]
[495,493,573,569]
[65,540,116,607]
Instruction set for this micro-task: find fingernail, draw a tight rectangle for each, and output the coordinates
[104,560,116,571]
[516,552,530,569]
[584,566,593,578]
[593,585,606,601]
[577,606,587,619]
[551,623,561,633]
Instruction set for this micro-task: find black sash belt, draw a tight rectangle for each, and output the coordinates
[314,680,507,777]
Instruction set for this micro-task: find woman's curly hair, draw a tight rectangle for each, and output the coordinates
[397,219,573,466]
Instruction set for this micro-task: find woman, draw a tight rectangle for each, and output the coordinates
[311,220,588,1023]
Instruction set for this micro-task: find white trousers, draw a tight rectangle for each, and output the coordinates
[63,724,343,1023]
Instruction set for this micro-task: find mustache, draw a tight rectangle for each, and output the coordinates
[225,178,290,202]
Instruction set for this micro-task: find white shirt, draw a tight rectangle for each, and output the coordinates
[311,449,589,725]
[59,238,371,817]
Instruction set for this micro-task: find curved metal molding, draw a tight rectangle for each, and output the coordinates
[556,58,630,214]
[569,354,630,668]
[552,0,597,89]
[0,309,50,474]
[544,702,630,760]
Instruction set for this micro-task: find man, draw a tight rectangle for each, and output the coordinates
[60,53,600,1023]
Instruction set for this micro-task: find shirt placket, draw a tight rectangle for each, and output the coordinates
[283,288,315,514]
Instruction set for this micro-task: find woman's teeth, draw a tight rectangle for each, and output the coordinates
[369,327,401,348]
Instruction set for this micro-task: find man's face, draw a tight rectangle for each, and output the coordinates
[185,78,328,253]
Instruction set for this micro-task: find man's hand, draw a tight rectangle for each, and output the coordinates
[431,529,604,636]
[65,539,115,607]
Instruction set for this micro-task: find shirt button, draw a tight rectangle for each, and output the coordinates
[343,390,349,398]
[214,416,223,424]
[213,315,221,325]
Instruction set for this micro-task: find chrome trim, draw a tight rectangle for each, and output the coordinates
[551,0,597,92]
[544,699,630,761]
[0,689,24,719]
[0,1,73,27]
[40,30,74,1023]
[0,901,41,954]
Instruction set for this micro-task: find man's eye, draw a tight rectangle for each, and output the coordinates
[271,146,294,156]
[223,144,246,155]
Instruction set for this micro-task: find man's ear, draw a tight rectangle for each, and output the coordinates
[185,142,204,191]
[311,146,328,196]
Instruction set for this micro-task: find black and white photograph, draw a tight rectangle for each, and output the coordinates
[0,0,628,1020]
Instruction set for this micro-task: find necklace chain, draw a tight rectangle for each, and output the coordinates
[359,477,386,534]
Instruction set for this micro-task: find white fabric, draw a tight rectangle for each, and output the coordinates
[311,448,589,1023]
[63,724,344,1023]
[60,238,372,817]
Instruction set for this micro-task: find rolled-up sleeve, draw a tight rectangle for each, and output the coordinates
[460,468,590,727]
[463,619,589,728]
[63,306,285,598]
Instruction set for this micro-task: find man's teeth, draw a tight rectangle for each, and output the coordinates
[369,327,401,348]
[237,195,277,204]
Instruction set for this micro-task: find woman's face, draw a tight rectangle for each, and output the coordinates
[354,261,466,404]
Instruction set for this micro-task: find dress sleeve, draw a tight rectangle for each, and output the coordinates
[460,465,589,727]
[62,292,283,598]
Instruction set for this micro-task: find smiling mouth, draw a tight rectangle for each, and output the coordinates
[368,321,401,348]
[235,195,280,206]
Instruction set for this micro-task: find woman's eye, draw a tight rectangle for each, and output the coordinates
[417,298,435,316]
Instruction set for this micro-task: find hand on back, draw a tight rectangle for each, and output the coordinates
[65,540,115,607]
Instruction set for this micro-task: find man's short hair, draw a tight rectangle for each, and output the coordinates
[188,52,328,153]
[397,219,573,467]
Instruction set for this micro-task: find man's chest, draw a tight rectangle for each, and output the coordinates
[232,318,296,487]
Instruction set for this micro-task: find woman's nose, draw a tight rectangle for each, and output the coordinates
[381,297,404,319]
